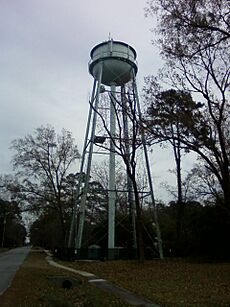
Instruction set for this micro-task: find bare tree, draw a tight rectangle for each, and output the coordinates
[145,0,230,212]
[91,86,163,261]
[143,87,203,237]
[10,125,80,246]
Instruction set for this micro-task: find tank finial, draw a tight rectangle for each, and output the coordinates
[108,32,113,41]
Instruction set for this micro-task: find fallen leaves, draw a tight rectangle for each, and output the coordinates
[62,259,230,306]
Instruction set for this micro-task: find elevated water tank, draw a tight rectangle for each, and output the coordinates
[89,40,138,86]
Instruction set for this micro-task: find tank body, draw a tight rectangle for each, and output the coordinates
[89,40,138,86]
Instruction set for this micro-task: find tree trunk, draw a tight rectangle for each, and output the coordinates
[132,178,145,263]
[57,201,67,248]
[176,149,184,239]
[222,176,230,213]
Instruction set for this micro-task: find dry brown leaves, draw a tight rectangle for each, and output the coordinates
[63,259,230,306]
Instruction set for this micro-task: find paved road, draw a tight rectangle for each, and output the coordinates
[0,246,31,295]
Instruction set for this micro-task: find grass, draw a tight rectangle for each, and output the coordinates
[60,258,230,307]
[0,250,130,307]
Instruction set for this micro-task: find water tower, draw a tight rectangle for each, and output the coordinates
[68,39,163,259]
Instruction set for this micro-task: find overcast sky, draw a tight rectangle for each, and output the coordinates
[0,0,196,202]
